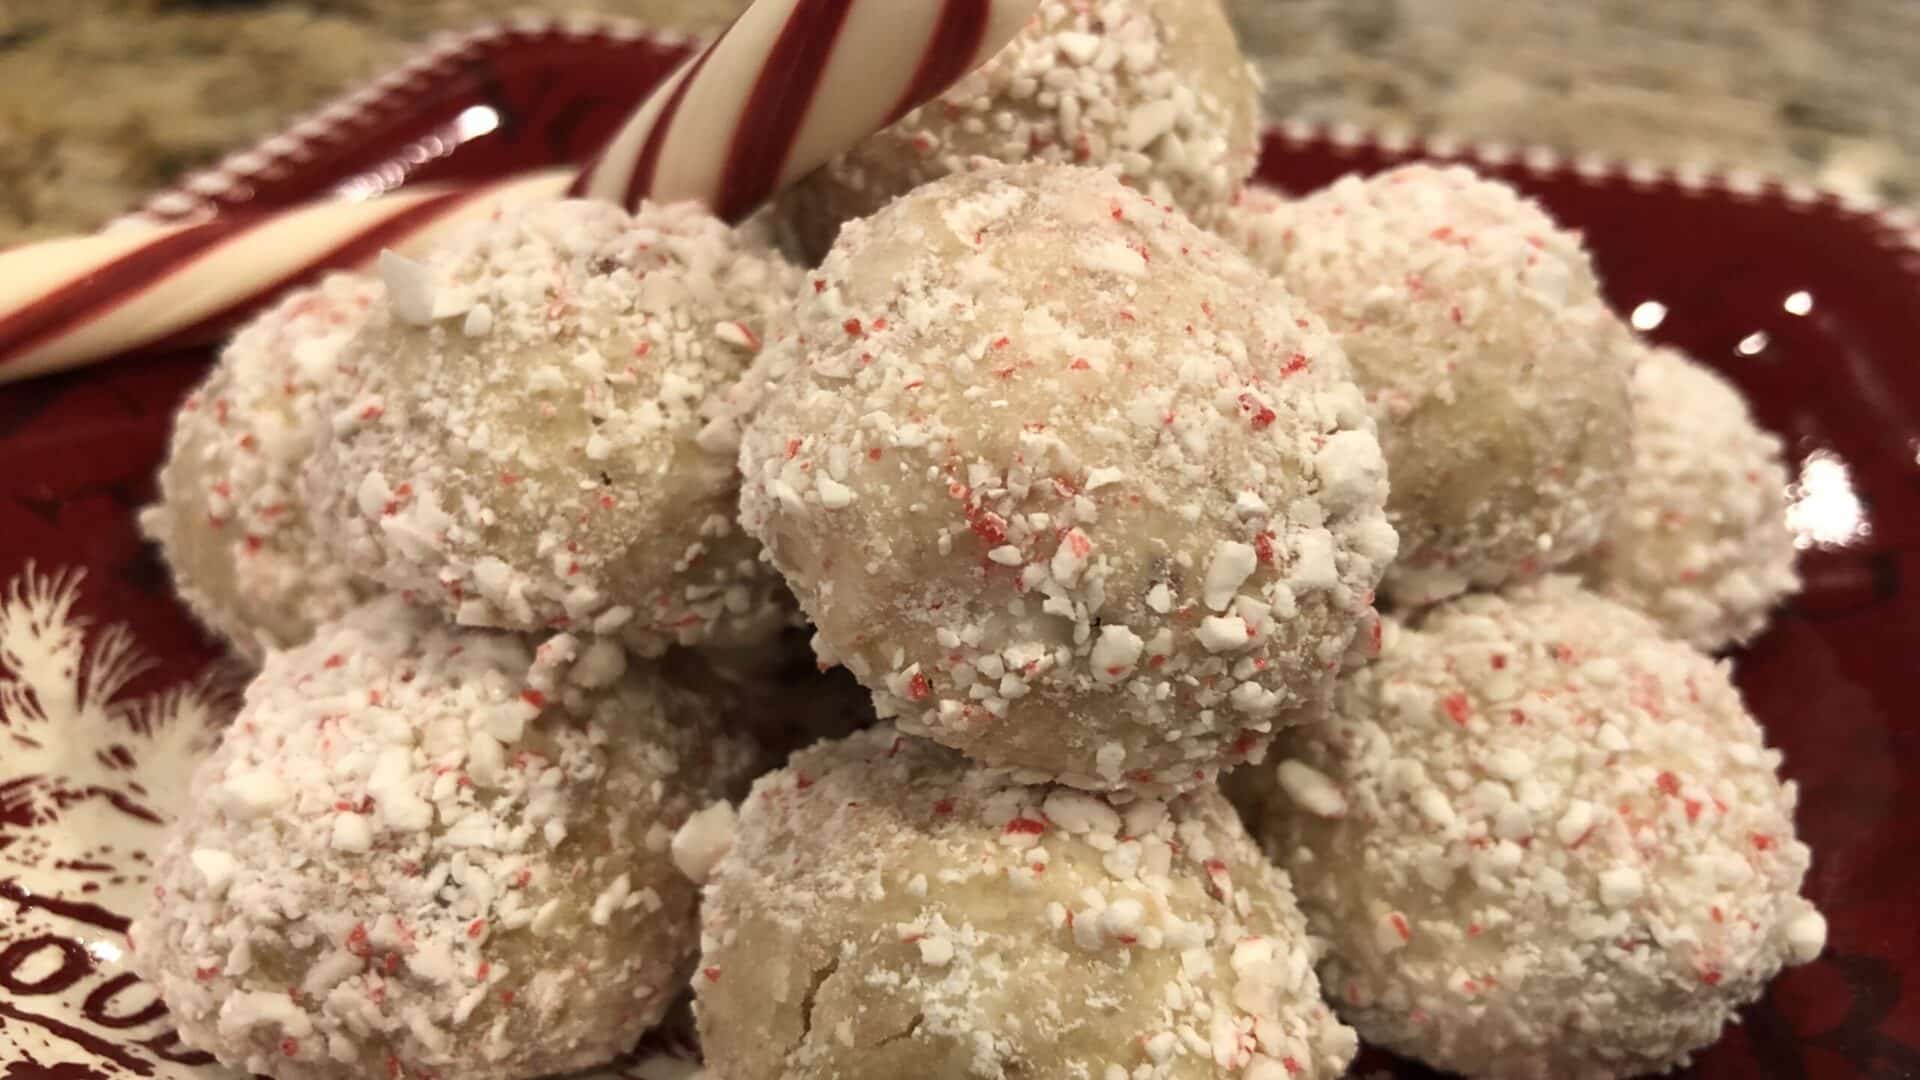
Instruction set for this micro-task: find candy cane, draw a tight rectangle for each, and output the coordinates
[570,0,1040,222]
[0,171,570,383]
[0,0,1040,384]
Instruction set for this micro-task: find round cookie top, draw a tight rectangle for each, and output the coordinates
[129,596,760,1080]
[1245,576,1825,1079]
[739,163,1397,791]
[1274,164,1635,606]
[142,273,379,658]
[693,725,1358,1079]
[1580,345,1800,651]
[777,0,1261,258]
[310,198,800,652]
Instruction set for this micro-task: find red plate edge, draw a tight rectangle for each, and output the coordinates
[2,15,1918,1080]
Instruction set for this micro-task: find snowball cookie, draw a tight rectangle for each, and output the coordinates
[1240,576,1826,1079]
[142,273,377,659]
[1578,345,1799,651]
[775,0,1261,260]
[691,725,1359,1079]
[1212,185,1295,269]
[309,198,801,654]
[739,164,1398,792]
[129,596,760,1080]
[1274,165,1636,608]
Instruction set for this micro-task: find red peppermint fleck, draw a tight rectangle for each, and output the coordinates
[466,918,487,940]
[195,964,219,982]
[703,967,723,983]
[785,438,803,459]
[1238,393,1276,430]
[1004,817,1047,836]
[360,404,384,422]
[843,318,864,338]
[970,511,1008,547]
[1442,693,1472,726]
[1656,771,1681,797]
[794,773,814,791]
[281,1038,300,1058]
[812,279,827,294]
[500,990,516,1005]
[1390,913,1412,941]
[1280,352,1311,377]
[1253,531,1277,565]
[933,799,955,816]
[1751,833,1775,851]
[907,671,932,701]
[1685,799,1704,822]
[1490,654,1508,670]
[346,923,372,957]
[1701,970,1723,986]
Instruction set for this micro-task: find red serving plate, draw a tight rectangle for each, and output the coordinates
[1,17,1916,1080]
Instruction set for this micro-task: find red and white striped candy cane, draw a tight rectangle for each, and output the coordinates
[0,0,1038,384]
[0,171,570,383]
[571,0,1040,222]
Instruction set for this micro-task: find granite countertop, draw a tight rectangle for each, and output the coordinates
[2,0,1915,244]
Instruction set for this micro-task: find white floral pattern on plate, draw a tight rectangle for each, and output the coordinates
[0,565,233,1078]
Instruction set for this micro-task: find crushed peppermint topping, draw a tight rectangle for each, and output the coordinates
[1579,344,1800,651]
[142,273,380,658]
[1242,576,1824,1078]
[777,0,1261,258]
[696,727,1358,1078]
[1262,164,1635,607]
[128,596,758,1080]
[308,199,801,654]
[738,164,1396,792]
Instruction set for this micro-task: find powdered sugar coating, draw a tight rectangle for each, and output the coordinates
[775,0,1261,261]
[1238,576,1824,1079]
[142,274,378,659]
[129,597,760,1080]
[307,199,801,653]
[739,164,1397,792]
[1579,345,1799,651]
[1211,186,1295,270]
[1269,165,1635,607]
[695,725,1358,1079]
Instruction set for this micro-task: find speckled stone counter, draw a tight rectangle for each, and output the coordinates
[2,0,1914,243]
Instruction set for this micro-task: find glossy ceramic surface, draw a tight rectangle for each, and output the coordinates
[1,18,1915,1080]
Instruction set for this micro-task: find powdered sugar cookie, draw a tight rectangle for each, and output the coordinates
[1272,165,1635,607]
[142,274,378,659]
[1212,184,1295,269]
[1579,345,1799,651]
[739,164,1397,791]
[309,199,801,654]
[1238,576,1825,1079]
[775,0,1261,260]
[691,726,1358,1079]
[129,596,761,1080]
